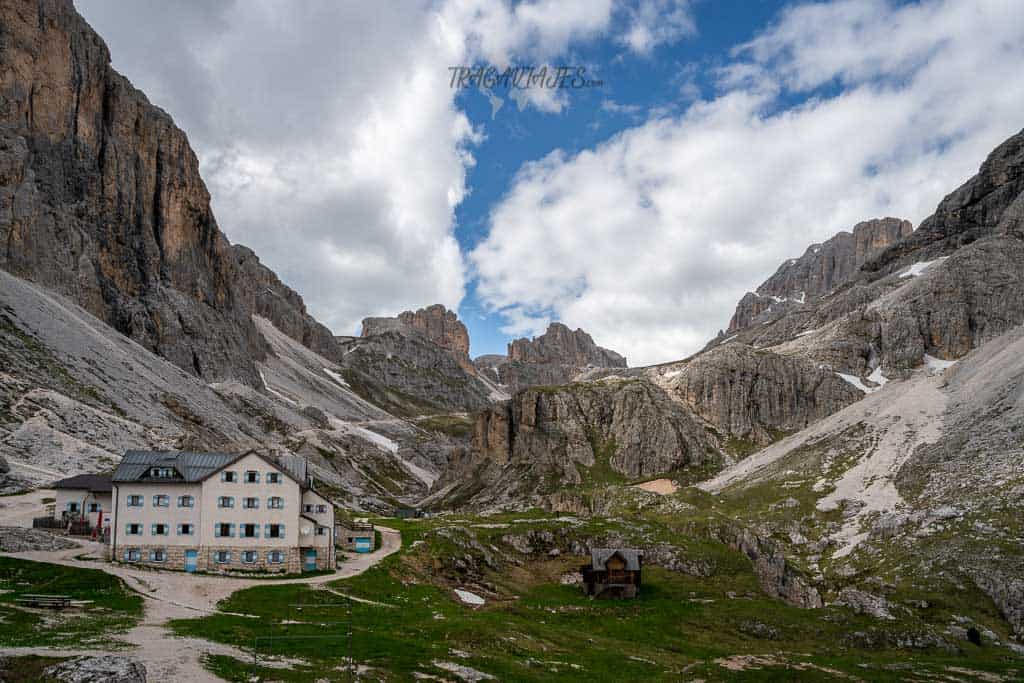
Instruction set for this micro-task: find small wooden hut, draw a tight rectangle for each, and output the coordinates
[581,548,643,599]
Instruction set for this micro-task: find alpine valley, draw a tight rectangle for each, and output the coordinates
[0,2,1023,681]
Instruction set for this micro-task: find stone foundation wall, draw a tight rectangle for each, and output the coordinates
[112,544,331,574]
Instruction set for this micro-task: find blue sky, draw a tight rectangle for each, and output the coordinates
[454,1,788,357]
[77,0,1024,366]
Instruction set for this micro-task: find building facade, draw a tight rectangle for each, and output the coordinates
[337,521,375,553]
[581,548,643,599]
[52,474,112,530]
[110,451,335,574]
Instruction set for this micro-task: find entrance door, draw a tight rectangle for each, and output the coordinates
[303,549,317,572]
[184,549,198,573]
[354,537,372,553]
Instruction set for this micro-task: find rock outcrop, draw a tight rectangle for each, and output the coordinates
[655,343,864,445]
[0,0,270,384]
[228,245,338,360]
[362,305,473,373]
[475,323,628,392]
[443,379,719,508]
[338,330,493,416]
[728,218,912,332]
[865,130,1024,270]
[43,655,147,683]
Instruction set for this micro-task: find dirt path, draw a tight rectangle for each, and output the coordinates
[0,498,402,680]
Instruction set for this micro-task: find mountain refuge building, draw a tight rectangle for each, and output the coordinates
[110,450,335,574]
[581,548,644,599]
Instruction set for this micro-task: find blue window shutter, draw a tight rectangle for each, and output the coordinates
[123,550,130,561]
[254,525,260,539]
[230,523,236,538]
[150,523,156,535]
[280,523,285,536]
[214,524,221,538]
[264,523,271,536]
[220,472,225,482]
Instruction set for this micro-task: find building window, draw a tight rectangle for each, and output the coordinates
[150,467,176,478]
[242,551,259,564]
[66,502,80,513]
[266,472,281,484]
[124,548,141,562]
[177,523,194,536]
[221,471,237,483]
[151,523,169,536]
[153,495,169,507]
[126,523,143,535]
[316,504,328,514]
[303,504,313,513]
[315,526,328,536]
[243,497,259,509]
[268,497,284,509]
[241,523,259,538]
[215,551,231,564]
[217,496,234,508]
[177,495,194,508]
[265,523,284,539]
[127,495,143,508]
[150,549,167,562]
[244,471,260,483]
[215,523,235,538]
[268,551,284,564]
[88,503,101,513]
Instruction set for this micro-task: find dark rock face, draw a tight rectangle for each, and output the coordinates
[229,245,337,359]
[362,304,473,373]
[0,0,269,384]
[661,344,863,444]
[729,218,912,332]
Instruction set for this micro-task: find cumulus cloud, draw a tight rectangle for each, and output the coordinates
[79,0,691,335]
[472,0,1024,366]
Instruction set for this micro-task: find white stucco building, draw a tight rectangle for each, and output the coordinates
[52,474,112,530]
[110,450,335,573]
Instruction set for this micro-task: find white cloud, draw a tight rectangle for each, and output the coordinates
[619,0,696,55]
[78,0,690,335]
[473,0,1024,366]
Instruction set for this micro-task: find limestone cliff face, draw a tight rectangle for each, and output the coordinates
[0,0,267,383]
[362,304,473,374]
[729,218,912,332]
[721,128,1024,379]
[476,322,628,392]
[338,331,493,416]
[508,322,626,368]
[655,344,863,445]
[866,130,1024,269]
[229,245,337,360]
[454,380,717,507]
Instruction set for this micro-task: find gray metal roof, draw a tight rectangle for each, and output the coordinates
[591,548,643,572]
[52,473,112,493]
[112,450,242,483]
[276,454,308,484]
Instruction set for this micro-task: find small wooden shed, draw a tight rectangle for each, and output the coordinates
[581,548,644,599]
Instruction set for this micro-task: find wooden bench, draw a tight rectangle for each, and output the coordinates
[16,594,72,609]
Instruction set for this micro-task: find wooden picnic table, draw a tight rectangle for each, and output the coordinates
[15,593,72,609]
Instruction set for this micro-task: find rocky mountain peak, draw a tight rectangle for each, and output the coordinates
[361,304,473,373]
[728,217,912,332]
[0,0,275,384]
[508,322,627,369]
